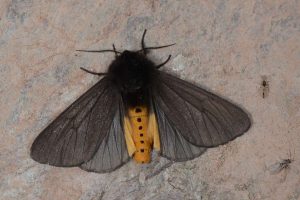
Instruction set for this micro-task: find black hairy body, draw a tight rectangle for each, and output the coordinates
[30,30,251,173]
[108,50,157,107]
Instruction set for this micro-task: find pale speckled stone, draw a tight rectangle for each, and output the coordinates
[1,0,300,200]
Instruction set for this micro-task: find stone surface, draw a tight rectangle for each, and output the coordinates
[1,0,300,199]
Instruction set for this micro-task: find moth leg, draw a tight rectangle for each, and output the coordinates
[80,67,107,76]
[156,55,172,69]
[112,44,119,58]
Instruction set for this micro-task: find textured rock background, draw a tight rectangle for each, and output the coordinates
[1,0,300,199]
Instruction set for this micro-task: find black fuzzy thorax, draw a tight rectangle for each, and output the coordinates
[107,50,157,107]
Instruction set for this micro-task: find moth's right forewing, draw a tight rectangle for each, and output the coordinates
[30,77,119,167]
[153,72,251,148]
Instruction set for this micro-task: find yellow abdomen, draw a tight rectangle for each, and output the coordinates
[124,106,160,164]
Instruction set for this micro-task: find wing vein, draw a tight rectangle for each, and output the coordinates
[81,88,110,159]
[184,100,204,145]
[201,112,213,144]
[209,100,233,133]
[203,110,222,144]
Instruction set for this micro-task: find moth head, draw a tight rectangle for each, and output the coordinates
[108,50,156,94]
[120,50,145,69]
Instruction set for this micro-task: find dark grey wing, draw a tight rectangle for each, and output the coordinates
[153,71,251,148]
[30,77,126,167]
[80,100,130,173]
[152,101,206,161]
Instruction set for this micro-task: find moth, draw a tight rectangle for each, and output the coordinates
[31,30,251,173]
[268,149,294,175]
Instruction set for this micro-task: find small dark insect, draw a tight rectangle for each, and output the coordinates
[260,76,269,98]
[269,149,294,175]
[30,30,251,173]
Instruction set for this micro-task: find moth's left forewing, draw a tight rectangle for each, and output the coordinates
[31,77,131,172]
[30,78,118,167]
